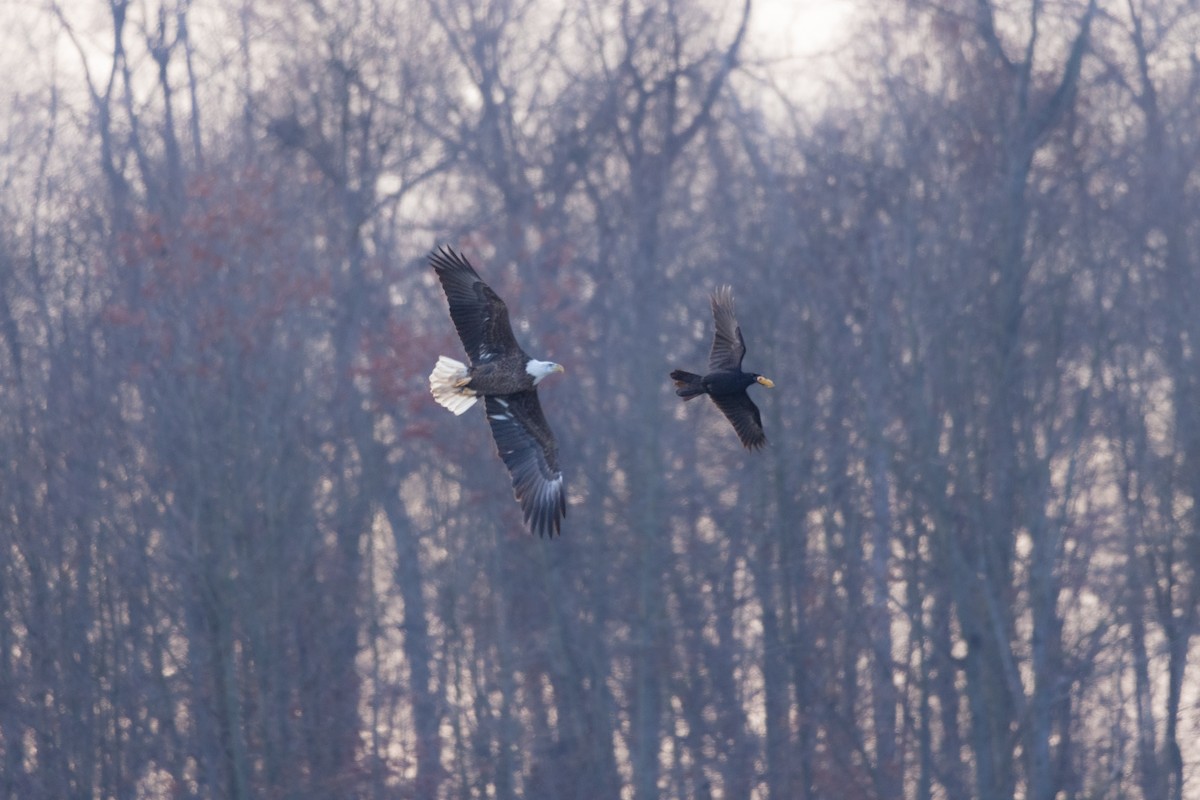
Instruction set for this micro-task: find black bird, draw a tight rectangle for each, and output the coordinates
[427,246,566,537]
[670,286,774,450]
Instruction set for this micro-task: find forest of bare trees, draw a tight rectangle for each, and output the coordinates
[0,0,1198,797]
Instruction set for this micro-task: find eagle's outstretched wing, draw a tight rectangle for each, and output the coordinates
[429,246,522,364]
[708,285,747,372]
[484,393,566,537]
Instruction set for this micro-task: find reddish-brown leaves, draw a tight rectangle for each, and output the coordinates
[103,168,332,383]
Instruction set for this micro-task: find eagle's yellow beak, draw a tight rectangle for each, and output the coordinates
[756,376,775,388]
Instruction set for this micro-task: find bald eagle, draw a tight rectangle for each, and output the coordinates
[427,246,566,537]
[670,286,774,450]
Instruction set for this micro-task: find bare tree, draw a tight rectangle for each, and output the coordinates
[4,0,1200,798]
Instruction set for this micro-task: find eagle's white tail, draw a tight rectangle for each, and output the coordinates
[429,356,478,415]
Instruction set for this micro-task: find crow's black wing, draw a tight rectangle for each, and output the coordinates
[710,391,767,450]
[708,285,747,372]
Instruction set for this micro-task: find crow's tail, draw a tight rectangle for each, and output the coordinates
[670,370,706,401]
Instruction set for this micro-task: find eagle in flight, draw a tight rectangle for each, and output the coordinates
[427,246,566,537]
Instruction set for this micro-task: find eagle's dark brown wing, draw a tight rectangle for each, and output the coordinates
[708,285,746,372]
[710,391,767,450]
[484,392,566,537]
[429,246,523,365]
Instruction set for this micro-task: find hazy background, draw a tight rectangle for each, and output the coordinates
[1,0,1198,798]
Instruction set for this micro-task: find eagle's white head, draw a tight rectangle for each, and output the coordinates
[526,359,565,385]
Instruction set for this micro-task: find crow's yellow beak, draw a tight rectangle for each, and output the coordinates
[756,376,775,388]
